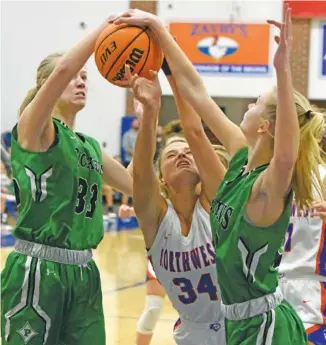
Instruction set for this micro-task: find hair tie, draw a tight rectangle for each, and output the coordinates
[305,110,313,120]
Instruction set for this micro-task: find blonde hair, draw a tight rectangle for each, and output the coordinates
[163,120,183,142]
[212,144,229,169]
[320,116,326,161]
[19,53,63,116]
[264,89,325,210]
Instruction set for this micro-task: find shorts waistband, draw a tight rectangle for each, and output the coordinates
[174,316,224,332]
[14,239,92,265]
[224,287,283,321]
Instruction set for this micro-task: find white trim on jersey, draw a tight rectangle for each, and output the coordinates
[265,310,275,345]
[255,310,275,345]
[32,259,51,344]
[5,256,32,340]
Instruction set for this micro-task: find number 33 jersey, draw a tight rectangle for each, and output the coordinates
[11,119,104,250]
[148,199,224,323]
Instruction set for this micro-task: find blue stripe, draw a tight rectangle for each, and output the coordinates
[317,224,326,276]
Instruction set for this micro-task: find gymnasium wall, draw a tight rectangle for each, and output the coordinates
[308,19,326,100]
[2,1,325,155]
[1,0,129,155]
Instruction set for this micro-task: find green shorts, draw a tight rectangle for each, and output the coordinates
[1,251,105,345]
[226,301,307,345]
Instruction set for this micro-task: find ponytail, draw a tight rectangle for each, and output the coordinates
[292,109,325,210]
[265,89,325,210]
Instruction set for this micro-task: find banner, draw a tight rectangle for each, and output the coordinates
[169,23,270,75]
[284,1,326,18]
[322,24,326,77]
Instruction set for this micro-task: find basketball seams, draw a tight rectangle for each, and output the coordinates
[104,27,149,79]
[138,28,151,76]
[95,25,143,57]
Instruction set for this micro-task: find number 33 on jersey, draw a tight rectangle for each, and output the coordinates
[11,119,104,250]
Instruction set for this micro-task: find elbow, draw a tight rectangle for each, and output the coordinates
[53,60,70,77]
[184,126,204,141]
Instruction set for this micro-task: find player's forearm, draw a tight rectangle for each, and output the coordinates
[149,19,205,98]
[133,105,159,179]
[274,67,299,165]
[166,75,203,134]
[58,22,107,79]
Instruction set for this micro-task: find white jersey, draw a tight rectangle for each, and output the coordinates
[279,165,326,280]
[148,199,223,323]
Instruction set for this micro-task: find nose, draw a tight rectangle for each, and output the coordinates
[177,151,187,159]
[76,76,86,89]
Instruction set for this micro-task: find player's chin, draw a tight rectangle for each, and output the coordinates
[178,168,199,180]
[73,100,86,112]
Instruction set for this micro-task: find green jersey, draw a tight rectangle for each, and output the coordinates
[11,119,104,250]
[211,148,292,305]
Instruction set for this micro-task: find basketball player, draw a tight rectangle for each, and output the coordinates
[279,135,326,345]
[124,61,227,345]
[111,5,325,344]
[1,18,133,345]
[119,125,228,344]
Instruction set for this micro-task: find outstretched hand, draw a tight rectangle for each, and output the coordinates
[267,3,292,70]
[108,9,160,28]
[125,64,161,109]
[118,204,135,218]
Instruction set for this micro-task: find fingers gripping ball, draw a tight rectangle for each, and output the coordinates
[94,24,163,87]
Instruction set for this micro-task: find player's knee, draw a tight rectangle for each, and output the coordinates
[136,295,164,334]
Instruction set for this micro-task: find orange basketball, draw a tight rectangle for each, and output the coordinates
[94,24,163,87]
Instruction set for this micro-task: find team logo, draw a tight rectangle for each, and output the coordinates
[17,321,38,344]
[209,321,221,332]
[197,36,238,60]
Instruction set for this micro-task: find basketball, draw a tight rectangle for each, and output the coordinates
[94,24,163,87]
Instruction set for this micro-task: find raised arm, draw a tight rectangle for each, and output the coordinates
[18,19,110,151]
[125,65,167,248]
[162,60,226,204]
[111,11,247,156]
[259,6,298,198]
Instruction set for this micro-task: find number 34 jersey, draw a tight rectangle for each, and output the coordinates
[11,119,104,250]
[148,199,223,323]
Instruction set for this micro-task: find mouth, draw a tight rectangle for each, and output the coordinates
[75,91,86,98]
[177,160,190,168]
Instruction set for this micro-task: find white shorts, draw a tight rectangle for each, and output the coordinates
[279,278,326,326]
[173,317,226,345]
